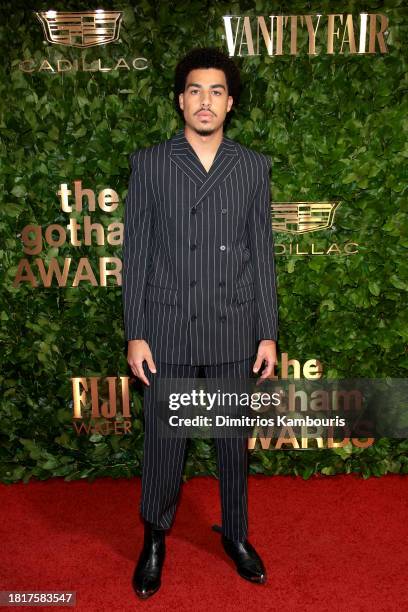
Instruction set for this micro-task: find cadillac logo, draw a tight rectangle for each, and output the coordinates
[272,201,340,234]
[35,9,122,48]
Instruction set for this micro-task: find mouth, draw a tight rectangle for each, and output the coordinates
[196,111,213,119]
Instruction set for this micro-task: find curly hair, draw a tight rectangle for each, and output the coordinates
[173,47,241,122]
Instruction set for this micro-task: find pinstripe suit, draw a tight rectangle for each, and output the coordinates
[140,356,255,541]
[122,128,279,541]
[122,128,278,365]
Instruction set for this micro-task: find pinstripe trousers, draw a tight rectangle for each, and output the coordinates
[140,355,256,542]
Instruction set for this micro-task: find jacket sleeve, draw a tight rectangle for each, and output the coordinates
[122,151,153,341]
[247,154,279,342]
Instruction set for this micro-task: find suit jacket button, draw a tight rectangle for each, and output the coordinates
[219,245,226,251]
[219,315,226,322]
[191,314,197,321]
[221,208,227,214]
[190,280,197,287]
[190,243,197,250]
[191,208,197,215]
[219,281,225,287]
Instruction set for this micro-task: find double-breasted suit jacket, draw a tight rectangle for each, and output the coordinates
[122,128,278,365]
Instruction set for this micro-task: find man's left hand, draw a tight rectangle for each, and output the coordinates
[253,340,277,379]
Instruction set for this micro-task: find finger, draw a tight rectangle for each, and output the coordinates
[134,362,150,386]
[252,355,264,373]
[146,354,157,374]
[259,361,274,380]
[128,363,137,379]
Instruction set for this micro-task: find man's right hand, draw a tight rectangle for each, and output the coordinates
[127,339,157,386]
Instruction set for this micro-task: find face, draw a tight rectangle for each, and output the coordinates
[179,68,233,136]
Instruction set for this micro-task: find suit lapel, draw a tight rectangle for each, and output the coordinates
[169,128,240,209]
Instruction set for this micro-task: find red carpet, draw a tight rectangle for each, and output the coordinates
[0,474,407,611]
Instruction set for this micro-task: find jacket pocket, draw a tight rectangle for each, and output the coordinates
[234,282,255,304]
[145,284,178,305]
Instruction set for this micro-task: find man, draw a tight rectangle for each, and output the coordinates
[122,47,278,599]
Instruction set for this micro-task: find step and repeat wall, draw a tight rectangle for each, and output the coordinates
[1,0,407,482]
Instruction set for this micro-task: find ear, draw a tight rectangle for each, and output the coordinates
[179,92,184,110]
[227,95,233,113]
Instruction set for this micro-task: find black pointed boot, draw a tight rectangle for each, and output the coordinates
[132,521,166,599]
[221,533,267,584]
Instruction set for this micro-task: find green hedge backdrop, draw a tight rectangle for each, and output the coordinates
[1,0,407,484]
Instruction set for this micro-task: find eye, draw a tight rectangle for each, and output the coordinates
[213,90,222,95]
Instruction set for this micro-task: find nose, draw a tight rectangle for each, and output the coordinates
[200,90,211,107]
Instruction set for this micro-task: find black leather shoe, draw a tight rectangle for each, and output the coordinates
[221,534,267,584]
[132,521,166,599]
